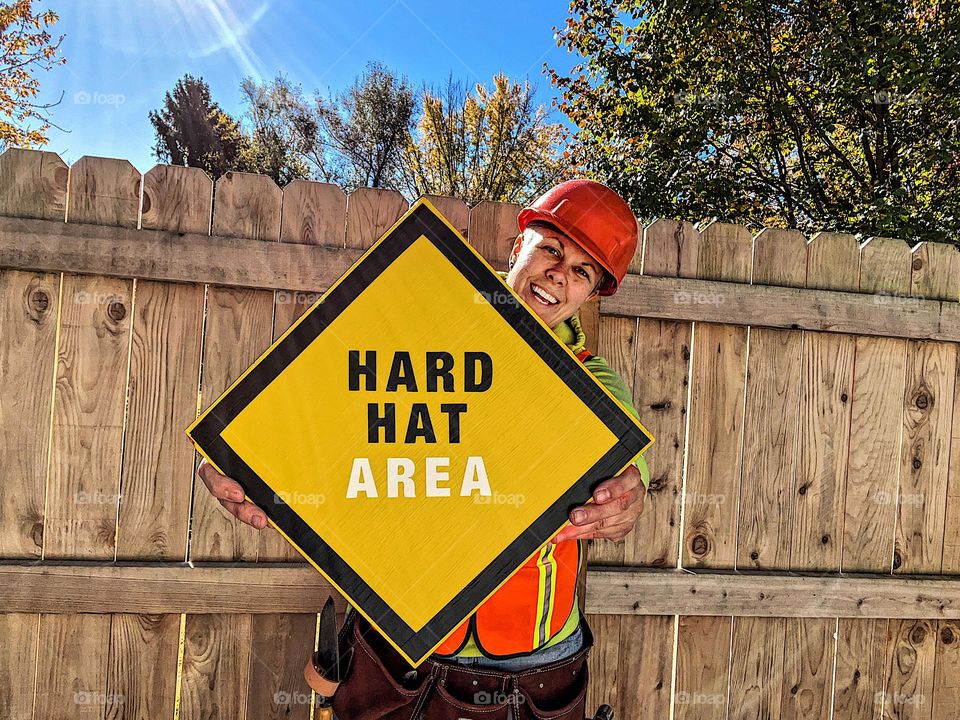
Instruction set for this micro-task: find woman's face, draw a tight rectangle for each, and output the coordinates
[504,222,603,327]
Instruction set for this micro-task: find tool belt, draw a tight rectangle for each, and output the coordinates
[332,610,592,720]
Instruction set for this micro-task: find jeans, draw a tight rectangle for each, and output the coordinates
[447,622,585,671]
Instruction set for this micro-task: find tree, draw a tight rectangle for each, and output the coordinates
[402,74,568,205]
[548,1,960,243]
[312,62,417,191]
[149,74,253,179]
[239,75,313,186]
[0,1,65,150]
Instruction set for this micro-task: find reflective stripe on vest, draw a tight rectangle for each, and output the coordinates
[433,347,594,658]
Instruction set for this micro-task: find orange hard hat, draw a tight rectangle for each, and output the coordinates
[517,179,638,296]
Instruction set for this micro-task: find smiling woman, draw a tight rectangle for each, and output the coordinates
[505,220,605,328]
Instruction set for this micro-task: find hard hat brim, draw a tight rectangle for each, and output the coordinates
[518,208,620,296]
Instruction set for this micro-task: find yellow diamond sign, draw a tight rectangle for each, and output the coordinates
[186,199,653,665]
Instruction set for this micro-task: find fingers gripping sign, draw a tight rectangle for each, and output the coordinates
[551,464,646,543]
[197,458,271,530]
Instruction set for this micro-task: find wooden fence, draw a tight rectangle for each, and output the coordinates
[0,146,958,719]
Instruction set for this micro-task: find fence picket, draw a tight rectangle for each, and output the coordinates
[181,171,281,719]
[0,147,67,720]
[37,155,140,720]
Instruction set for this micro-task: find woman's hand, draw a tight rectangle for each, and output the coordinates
[197,458,271,529]
[551,464,646,543]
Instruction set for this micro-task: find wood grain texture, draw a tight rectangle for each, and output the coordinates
[0,613,39,720]
[45,157,138,560]
[601,274,960,342]
[843,237,912,573]
[179,614,252,720]
[675,615,730,720]
[34,614,112,720]
[0,213,365,296]
[118,164,210,561]
[0,148,67,720]
[882,619,936,720]
[682,221,751,569]
[344,187,407,251]
[640,218,699,279]
[736,229,806,571]
[590,314,638,565]
[37,156,140,720]
[893,243,958,575]
[183,171,281,720]
[628,219,695,568]
[834,618,887,720]
[779,618,835,720]
[467,200,521,269]
[944,349,960,574]
[106,613,181,719]
[422,194,469,239]
[932,620,960,716]
[246,613,317,720]
[729,616,785,720]
[586,614,622,712]
[618,615,674,718]
[0,562,346,613]
[110,164,210,720]
[0,147,68,220]
[6,563,960,617]
[791,232,859,572]
[893,339,955,574]
[0,269,59,558]
[584,568,960,618]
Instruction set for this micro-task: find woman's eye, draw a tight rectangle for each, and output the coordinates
[576,268,589,279]
[544,246,560,256]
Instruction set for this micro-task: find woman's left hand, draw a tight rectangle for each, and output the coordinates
[551,464,646,543]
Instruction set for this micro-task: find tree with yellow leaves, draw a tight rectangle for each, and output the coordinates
[402,74,568,206]
[0,0,65,150]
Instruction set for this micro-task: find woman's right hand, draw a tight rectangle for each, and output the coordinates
[197,458,270,529]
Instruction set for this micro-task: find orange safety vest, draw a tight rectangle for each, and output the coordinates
[434,348,593,658]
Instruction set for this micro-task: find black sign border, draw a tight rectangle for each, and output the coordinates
[188,200,653,664]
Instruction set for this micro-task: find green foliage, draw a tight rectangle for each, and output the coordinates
[149,74,256,179]
[151,64,566,203]
[548,0,960,243]
[313,62,418,191]
[402,74,569,205]
[240,75,314,186]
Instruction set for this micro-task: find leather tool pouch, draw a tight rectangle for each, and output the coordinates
[332,610,592,720]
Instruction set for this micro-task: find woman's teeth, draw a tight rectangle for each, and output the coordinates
[531,284,559,305]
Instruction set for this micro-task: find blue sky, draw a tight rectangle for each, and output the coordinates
[38,0,579,172]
